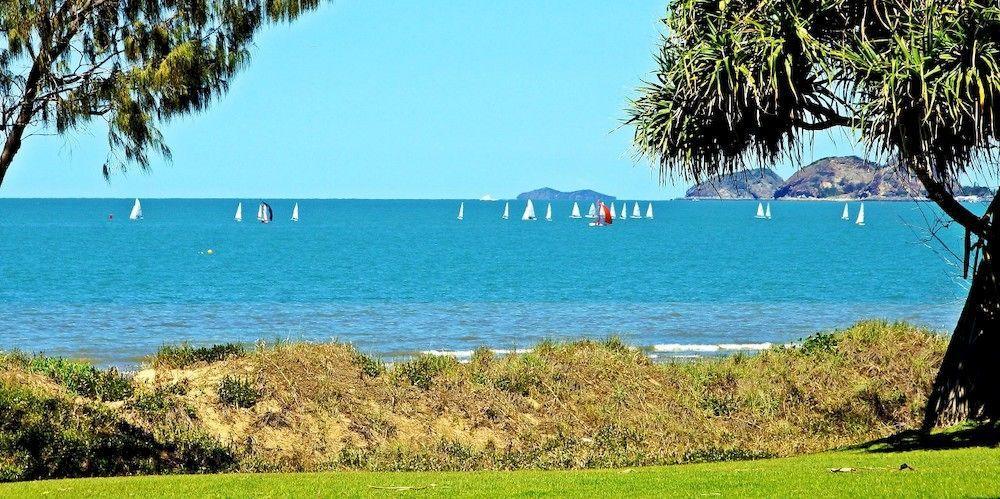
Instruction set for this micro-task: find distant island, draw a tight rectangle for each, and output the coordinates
[517,187,616,202]
[685,156,995,200]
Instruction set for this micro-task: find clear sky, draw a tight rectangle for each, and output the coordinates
[2,0,860,199]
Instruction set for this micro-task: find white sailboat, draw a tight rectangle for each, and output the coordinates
[545,203,553,221]
[291,203,299,222]
[841,203,849,220]
[631,202,642,218]
[257,201,273,224]
[129,198,143,220]
[570,202,582,219]
[587,203,597,218]
[522,200,537,221]
[755,202,766,219]
[502,202,510,220]
[609,203,617,219]
[457,202,464,221]
[234,202,243,222]
[765,203,772,220]
[619,202,627,220]
[645,202,654,219]
[856,203,865,226]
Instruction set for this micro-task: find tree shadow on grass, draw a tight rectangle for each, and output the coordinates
[852,422,1000,453]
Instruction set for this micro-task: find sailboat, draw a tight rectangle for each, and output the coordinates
[841,203,849,220]
[129,198,143,221]
[457,202,464,220]
[646,203,654,219]
[755,202,766,219]
[631,202,642,218]
[587,203,597,218]
[291,203,299,222]
[502,202,510,220]
[258,201,273,224]
[570,202,582,219]
[619,202,627,220]
[609,203,617,219]
[589,202,614,227]
[856,203,865,226]
[545,203,553,221]
[234,202,243,222]
[522,200,537,221]
[765,203,772,220]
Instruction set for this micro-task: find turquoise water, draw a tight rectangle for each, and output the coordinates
[0,199,975,365]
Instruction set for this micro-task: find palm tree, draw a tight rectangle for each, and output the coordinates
[628,0,1000,428]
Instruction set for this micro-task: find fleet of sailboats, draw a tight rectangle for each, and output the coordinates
[129,199,143,221]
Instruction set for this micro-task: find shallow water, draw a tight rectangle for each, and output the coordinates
[0,198,976,364]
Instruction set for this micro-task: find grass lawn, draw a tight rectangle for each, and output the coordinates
[3,431,998,498]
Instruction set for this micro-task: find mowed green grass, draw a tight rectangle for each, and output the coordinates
[3,445,998,498]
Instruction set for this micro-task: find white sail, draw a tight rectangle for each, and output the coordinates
[609,203,617,219]
[765,203,772,219]
[522,200,536,221]
[856,203,865,226]
[545,203,553,221]
[129,198,142,220]
[587,203,597,218]
[631,202,642,218]
[570,202,582,218]
[502,202,510,220]
[619,203,627,220]
[235,202,243,222]
[457,202,464,220]
[645,203,654,219]
[755,202,765,219]
[841,203,849,220]
[291,203,299,222]
[257,203,264,221]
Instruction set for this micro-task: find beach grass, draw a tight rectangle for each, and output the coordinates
[0,320,958,482]
[2,438,997,498]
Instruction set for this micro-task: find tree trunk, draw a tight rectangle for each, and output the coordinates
[923,195,1000,429]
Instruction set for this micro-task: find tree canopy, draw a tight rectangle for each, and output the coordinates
[628,0,1000,236]
[0,0,324,186]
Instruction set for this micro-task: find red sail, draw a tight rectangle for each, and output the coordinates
[600,202,613,224]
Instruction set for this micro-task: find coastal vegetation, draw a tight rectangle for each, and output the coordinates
[0,321,949,482]
[628,0,1000,426]
[0,0,326,188]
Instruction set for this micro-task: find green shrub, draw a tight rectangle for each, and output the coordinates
[800,332,839,355]
[152,343,245,369]
[25,356,133,401]
[351,350,386,378]
[217,376,261,408]
[0,382,233,482]
[394,354,457,390]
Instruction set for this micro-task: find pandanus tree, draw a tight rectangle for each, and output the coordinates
[0,0,324,187]
[629,0,1000,427]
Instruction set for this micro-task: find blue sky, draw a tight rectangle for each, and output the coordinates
[2,0,860,199]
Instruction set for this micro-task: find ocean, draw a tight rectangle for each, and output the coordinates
[0,198,975,365]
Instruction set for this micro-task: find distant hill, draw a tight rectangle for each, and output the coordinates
[516,187,616,202]
[773,156,881,199]
[684,168,784,199]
